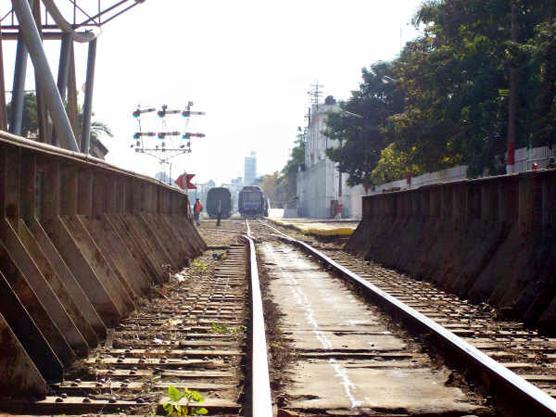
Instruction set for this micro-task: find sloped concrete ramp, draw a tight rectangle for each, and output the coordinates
[0,132,205,398]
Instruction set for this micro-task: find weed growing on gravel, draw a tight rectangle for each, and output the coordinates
[210,322,229,334]
[210,322,245,335]
[163,385,208,416]
[191,259,207,277]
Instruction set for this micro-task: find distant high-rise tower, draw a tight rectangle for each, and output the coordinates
[244,152,257,185]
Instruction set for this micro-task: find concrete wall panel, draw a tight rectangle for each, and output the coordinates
[347,169,556,333]
[0,131,205,399]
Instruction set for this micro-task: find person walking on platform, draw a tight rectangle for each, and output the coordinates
[193,198,203,226]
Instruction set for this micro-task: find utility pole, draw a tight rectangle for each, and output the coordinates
[506,2,518,174]
[304,107,312,126]
[307,82,323,111]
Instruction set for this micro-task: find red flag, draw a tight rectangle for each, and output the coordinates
[175,174,185,189]
[185,174,196,189]
[176,173,196,190]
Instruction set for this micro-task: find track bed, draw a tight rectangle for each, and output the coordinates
[0,240,249,416]
[259,240,489,416]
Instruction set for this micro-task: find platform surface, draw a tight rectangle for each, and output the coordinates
[270,217,360,237]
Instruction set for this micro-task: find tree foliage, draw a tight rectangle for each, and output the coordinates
[324,61,403,186]
[6,92,39,138]
[6,92,113,144]
[371,143,423,185]
[325,0,556,184]
[260,171,281,201]
[274,130,306,204]
[282,129,306,176]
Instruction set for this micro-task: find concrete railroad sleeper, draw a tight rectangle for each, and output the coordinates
[257,220,556,417]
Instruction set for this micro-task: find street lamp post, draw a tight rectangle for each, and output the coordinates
[334,109,364,219]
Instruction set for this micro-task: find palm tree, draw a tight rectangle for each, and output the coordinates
[76,107,113,148]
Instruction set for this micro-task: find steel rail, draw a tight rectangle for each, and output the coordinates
[244,220,273,417]
[258,220,556,417]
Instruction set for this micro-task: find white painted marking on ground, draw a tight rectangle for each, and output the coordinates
[265,243,363,409]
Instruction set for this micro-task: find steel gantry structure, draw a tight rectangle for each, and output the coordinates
[0,0,145,153]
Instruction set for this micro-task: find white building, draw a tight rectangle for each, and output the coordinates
[221,177,244,213]
[244,152,257,185]
[296,96,365,219]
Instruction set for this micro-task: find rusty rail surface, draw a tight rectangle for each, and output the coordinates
[258,220,556,417]
[0,131,205,399]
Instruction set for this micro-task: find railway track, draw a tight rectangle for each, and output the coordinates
[1,217,555,416]
[1,244,250,415]
[0,220,269,416]
[249,219,556,417]
[258,220,556,399]
[324,252,556,395]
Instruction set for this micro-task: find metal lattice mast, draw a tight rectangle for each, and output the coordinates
[0,0,145,154]
[131,103,206,185]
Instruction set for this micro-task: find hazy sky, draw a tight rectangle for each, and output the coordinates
[3,0,423,185]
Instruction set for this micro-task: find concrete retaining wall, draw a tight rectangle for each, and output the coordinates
[369,165,469,195]
[0,132,205,398]
[347,169,556,334]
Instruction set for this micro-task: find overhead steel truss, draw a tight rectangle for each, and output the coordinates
[0,0,145,153]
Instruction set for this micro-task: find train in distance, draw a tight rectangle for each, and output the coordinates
[238,185,269,219]
[206,187,233,219]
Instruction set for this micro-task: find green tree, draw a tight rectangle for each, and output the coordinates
[371,143,423,185]
[527,20,556,147]
[6,91,113,144]
[282,128,306,176]
[324,61,403,186]
[275,128,306,204]
[260,171,281,202]
[77,111,113,144]
[6,92,39,138]
[390,0,556,176]
[323,0,556,183]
